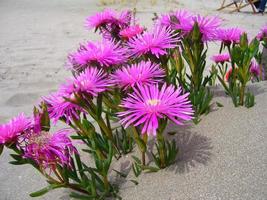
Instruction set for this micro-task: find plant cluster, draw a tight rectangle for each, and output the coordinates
[0,8,266,199]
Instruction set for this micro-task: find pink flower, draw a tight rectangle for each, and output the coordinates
[158,10,193,32]
[73,67,111,96]
[211,53,230,63]
[43,84,83,124]
[192,15,222,41]
[225,68,233,82]
[85,9,131,30]
[257,25,267,40]
[118,84,194,136]
[250,60,260,76]
[85,9,116,30]
[111,61,165,89]
[0,113,31,144]
[120,25,144,40]
[250,59,261,77]
[85,9,132,40]
[127,26,179,58]
[68,40,127,71]
[24,129,76,170]
[216,28,245,44]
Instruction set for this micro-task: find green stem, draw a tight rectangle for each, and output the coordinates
[142,133,148,166]
[239,84,245,106]
[97,118,113,140]
[157,131,166,168]
[132,127,147,166]
[67,183,90,195]
[103,175,110,192]
[142,152,146,166]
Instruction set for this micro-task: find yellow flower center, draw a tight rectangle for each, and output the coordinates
[146,99,161,106]
[29,131,50,146]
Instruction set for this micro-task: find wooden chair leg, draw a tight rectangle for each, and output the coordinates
[234,2,240,12]
[231,0,259,13]
[249,0,258,13]
[217,0,236,11]
[217,0,227,10]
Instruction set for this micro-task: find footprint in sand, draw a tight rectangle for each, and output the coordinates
[5,93,40,107]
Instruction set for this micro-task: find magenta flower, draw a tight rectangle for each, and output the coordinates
[192,15,222,41]
[211,53,230,63]
[85,9,116,30]
[257,25,267,40]
[24,129,76,169]
[68,40,127,71]
[0,113,31,145]
[43,84,83,124]
[215,28,245,44]
[118,84,194,136]
[120,25,144,40]
[85,9,131,30]
[250,59,261,77]
[158,10,193,32]
[111,61,165,89]
[128,26,179,58]
[73,67,111,96]
[85,9,132,40]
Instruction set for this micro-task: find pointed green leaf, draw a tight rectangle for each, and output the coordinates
[0,145,4,156]
[30,184,64,197]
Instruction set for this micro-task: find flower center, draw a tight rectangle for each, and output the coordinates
[29,131,50,146]
[146,99,161,106]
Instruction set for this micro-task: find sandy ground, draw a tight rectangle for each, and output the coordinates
[0,0,266,199]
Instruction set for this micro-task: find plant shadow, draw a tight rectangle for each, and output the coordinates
[112,159,132,187]
[247,82,267,96]
[147,123,213,174]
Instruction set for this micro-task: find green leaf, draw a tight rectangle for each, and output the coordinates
[96,94,103,120]
[216,102,224,107]
[167,131,177,135]
[0,145,4,156]
[112,169,127,178]
[129,180,139,185]
[141,165,159,173]
[71,135,88,140]
[70,192,95,200]
[40,103,50,131]
[131,156,141,164]
[132,163,142,177]
[30,184,64,197]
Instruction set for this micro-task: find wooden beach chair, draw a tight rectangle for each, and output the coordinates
[217,0,259,13]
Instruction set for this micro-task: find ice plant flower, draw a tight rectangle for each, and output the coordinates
[128,26,179,58]
[85,9,131,30]
[43,84,83,124]
[249,59,264,81]
[68,40,127,71]
[211,53,230,64]
[250,60,260,77]
[215,28,245,44]
[225,68,233,82]
[73,67,111,96]
[85,9,132,40]
[24,129,76,169]
[0,113,31,145]
[158,10,193,32]
[118,84,194,136]
[111,61,165,89]
[120,25,144,40]
[192,15,222,41]
[85,9,116,30]
[257,25,267,40]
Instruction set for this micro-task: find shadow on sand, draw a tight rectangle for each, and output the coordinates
[146,123,213,174]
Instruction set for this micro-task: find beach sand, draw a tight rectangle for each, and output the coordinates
[0,0,266,199]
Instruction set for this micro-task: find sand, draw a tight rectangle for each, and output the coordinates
[0,0,266,199]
